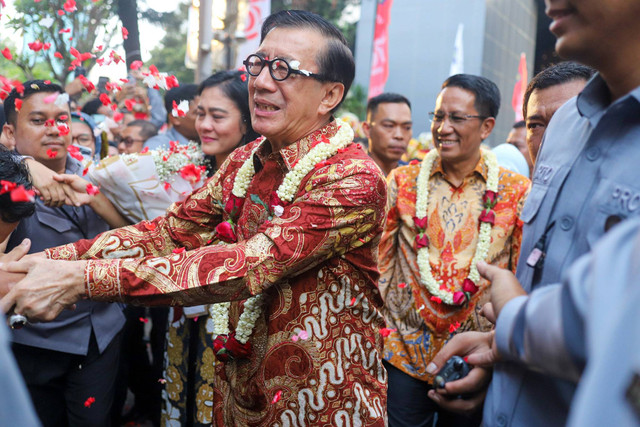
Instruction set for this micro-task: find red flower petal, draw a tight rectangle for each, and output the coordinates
[99,93,111,106]
[121,27,129,40]
[449,321,461,333]
[398,282,407,289]
[83,397,95,408]
[130,60,143,70]
[430,296,442,304]
[63,0,77,13]
[349,297,356,306]
[86,183,100,195]
[2,47,12,60]
[0,180,17,194]
[172,247,185,254]
[46,148,58,158]
[10,186,35,202]
[379,327,397,338]
[139,317,149,323]
[14,98,22,111]
[144,222,156,231]
[271,390,283,404]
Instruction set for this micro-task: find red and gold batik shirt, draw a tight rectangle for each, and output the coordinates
[47,121,388,426]
[379,156,529,382]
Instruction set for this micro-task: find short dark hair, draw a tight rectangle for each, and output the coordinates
[81,98,104,116]
[441,74,501,119]
[0,147,36,223]
[4,80,65,125]
[260,10,355,113]
[366,93,411,120]
[512,120,526,129]
[127,119,158,141]
[199,70,259,145]
[164,84,199,116]
[522,62,595,119]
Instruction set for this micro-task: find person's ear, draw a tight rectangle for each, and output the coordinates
[167,114,180,129]
[3,123,16,146]
[480,117,496,140]
[362,120,371,138]
[317,82,344,116]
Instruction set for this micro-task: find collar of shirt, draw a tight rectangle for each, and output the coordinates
[578,73,640,123]
[253,119,339,172]
[430,154,489,184]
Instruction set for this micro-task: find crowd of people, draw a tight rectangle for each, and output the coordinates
[0,1,639,426]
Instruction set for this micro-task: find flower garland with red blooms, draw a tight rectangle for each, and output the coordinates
[414,148,499,306]
[209,119,355,362]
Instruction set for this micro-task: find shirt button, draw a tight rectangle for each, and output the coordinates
[560,215,574,230]
[585,147,600,161]
[497,414,508,426]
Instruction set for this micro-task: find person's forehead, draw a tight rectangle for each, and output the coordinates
[435,86,477,111]
[527,80,586,118]
[71,120,92,134]
[22,92,70,115]
[123,125,142,136]
[374,102,412,121]
[257,27,324,63]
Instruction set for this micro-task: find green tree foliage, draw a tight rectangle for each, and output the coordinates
[4,0,118,84]
[146,2,195,84]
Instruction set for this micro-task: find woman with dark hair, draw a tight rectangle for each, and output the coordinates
[162,70,257,426]
[196,70,259,175]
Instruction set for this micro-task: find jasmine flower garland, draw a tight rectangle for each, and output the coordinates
[211,119,355,352]
[414,148,499,306]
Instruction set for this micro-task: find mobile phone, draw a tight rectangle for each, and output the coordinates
[74,66,87,78]
[98,76,109,94]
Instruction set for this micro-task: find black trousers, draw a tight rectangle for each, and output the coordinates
[384,359,482,427]
[12,331,122,427]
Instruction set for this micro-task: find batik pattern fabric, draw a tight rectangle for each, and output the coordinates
[379,156,529,382]
[47,121,389,426]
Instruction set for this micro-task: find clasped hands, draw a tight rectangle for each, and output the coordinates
[0,238,86,324]
[426,261,527,414]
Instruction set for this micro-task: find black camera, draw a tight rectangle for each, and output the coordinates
[434,356,471,389]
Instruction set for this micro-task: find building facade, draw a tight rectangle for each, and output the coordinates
[354,0,538,145]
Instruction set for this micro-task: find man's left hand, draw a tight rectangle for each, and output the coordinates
[0,258,87,322]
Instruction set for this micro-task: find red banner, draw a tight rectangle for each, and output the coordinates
[368,0,394,99]
[511,53,528,122]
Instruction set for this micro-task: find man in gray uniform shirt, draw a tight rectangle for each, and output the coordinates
[427,0,640,425]
[3,81,125,427]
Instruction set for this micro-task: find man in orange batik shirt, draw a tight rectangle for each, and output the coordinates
[379,74,529,427]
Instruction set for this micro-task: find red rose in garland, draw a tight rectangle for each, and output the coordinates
[225,332,252,359]
[224,194,245,217]
[215,220,237,243]
[462,278,479,295]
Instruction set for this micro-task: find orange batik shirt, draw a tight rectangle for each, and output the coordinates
[379,156,530,381]
[46,121,389,426]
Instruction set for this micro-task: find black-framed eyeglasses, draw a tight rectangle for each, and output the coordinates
[428,112,488,125]
[243,54,326,82]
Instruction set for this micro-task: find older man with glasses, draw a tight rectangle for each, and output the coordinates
[2,10,388,426]
[117,119,158,154]
[378,74,530,426]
